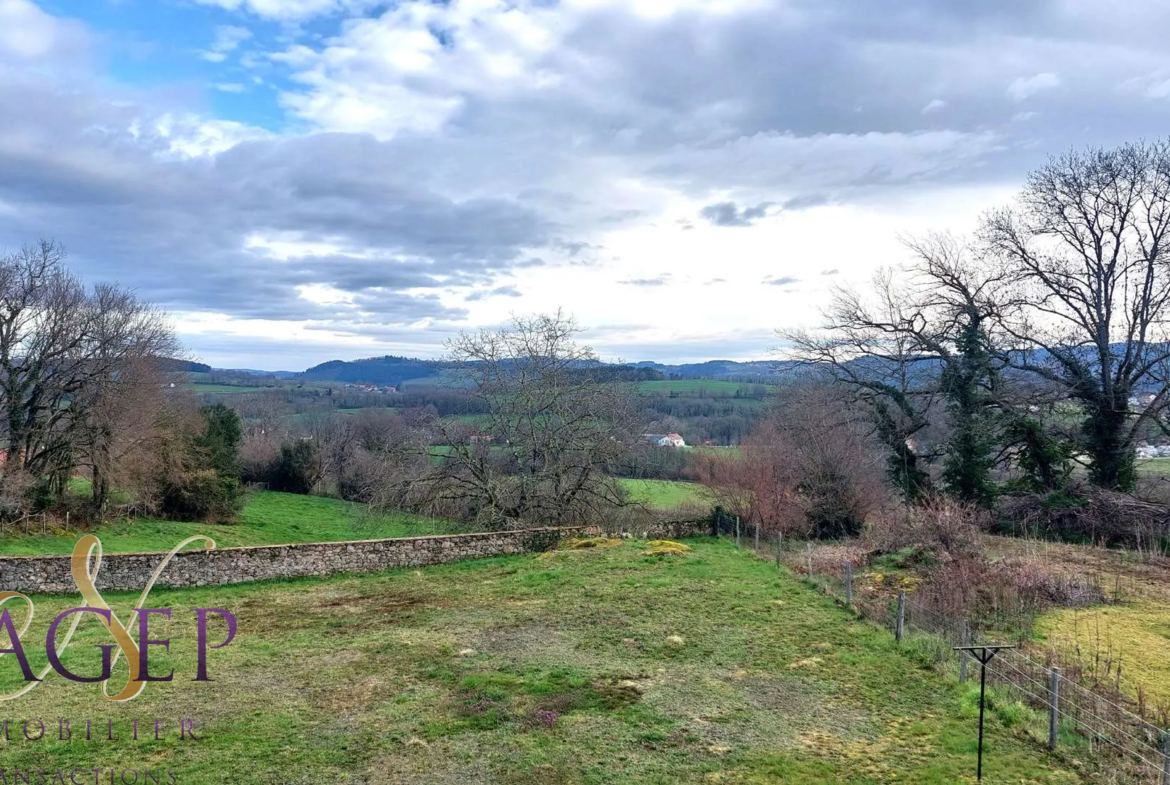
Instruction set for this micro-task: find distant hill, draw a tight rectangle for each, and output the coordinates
[158,358,212,373]
[301,355,444,386]
[633,360,797,381]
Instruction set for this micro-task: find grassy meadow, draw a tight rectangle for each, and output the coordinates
[618,479,712,510]
[0,540,1082,783]
[0,491,462,556]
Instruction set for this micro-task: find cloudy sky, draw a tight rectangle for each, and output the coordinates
[3,0,1170,369]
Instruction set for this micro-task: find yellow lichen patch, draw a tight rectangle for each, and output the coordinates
[562,537,623,550]
[642,540,691,556]
[787,656,823,670]
[1037,600,1170,705]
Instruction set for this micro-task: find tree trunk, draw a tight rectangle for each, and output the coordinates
[1084,400,1135,491]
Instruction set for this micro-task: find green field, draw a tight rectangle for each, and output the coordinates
[189,383,273,394]
[619,478,712,509]
[1137,457,1170,477]
[0,540,1080,783]
[0,491,462,556]
[637,380,771,396]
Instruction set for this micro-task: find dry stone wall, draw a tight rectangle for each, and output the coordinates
[0,527,584,594]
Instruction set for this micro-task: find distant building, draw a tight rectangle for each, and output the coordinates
[657,433,686,448]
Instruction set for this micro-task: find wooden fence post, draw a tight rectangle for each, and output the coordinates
[1048,667,1060,751]
[735,517,741,549]
[775,530,782,568]
[806,543,813,576]
[844,561,852,607]
[65,511,69,533]
[754,521,759,552]
[896,591,906,643]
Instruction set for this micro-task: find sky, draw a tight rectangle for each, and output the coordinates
[3,1,1170,370]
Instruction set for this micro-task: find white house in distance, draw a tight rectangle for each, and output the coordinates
[643,432,686,448]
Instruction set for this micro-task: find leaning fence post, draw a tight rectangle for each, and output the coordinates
[1048,667,1060,751]
[844,561,853,607]
[896,591,906,643]
[735,517,741,548]
[959,620,970,683]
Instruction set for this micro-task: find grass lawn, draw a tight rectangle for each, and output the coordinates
[0,540,1081,783]
[0,491,462,556]
[619,478,712,510]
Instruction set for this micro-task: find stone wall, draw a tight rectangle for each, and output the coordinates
[0,527,585,594]
[612,518,712,540]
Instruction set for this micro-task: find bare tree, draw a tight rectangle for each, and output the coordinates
[982,140,1170,490]
[383,313,643,529]
[701,380,890,538]
[0,241,178,514]
[783,271,940,501]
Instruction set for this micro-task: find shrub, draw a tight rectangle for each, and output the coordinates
[269,440,319,495]
[866,497,985,561]
[159,469,243,523]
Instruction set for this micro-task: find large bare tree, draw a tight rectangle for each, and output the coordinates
[387,313,643,528]
[982,140,1170,490]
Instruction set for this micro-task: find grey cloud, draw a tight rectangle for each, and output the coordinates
[618,276,671,287]
[699,201,771,227]
[765,276,801,287]
[465,285,522,301]
[821,268,840,276]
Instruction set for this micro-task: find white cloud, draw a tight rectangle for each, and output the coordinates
[193,0,364,20]
[921,98,946,114]
[1006,72,1060,102]
[153,114,272,157]
[0,0,86,61]
[202,24,252,62]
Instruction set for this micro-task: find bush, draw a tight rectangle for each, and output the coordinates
[269,440,319,495]
[159,469,244,523]
[866,497,985,561]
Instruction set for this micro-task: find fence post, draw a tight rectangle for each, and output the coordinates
[1048,667,1060,751]
[896,591,905,643]
[754,521,760,552]
[806,543,813,576]
[959,620,969,683]
[1158,733,1170,785]
[735,517,741,549]
[64,511,69,533]
[844,561,853,607]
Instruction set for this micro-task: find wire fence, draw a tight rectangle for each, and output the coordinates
[722,519,1170,784]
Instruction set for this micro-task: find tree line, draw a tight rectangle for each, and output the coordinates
[0,241,245,524]
[713,139,1170,543]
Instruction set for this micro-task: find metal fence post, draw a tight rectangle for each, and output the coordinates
[844,561,853,607]
[959,620,969,683]
[896,591,906,643]
[1048,667,1060,751]
[735,516,741,548]
[1161,730,1170,785]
